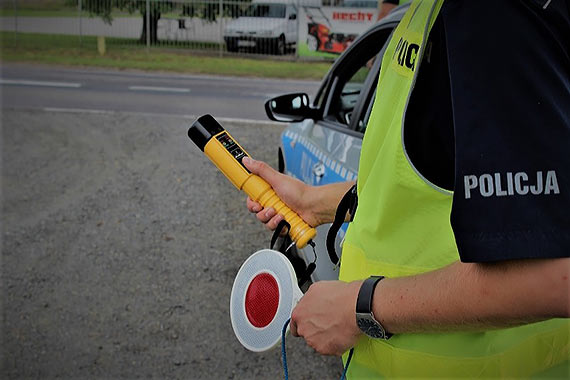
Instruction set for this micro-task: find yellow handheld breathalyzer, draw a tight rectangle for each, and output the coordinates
[188,114,316,249]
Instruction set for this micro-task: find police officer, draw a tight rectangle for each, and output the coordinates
[244,0,569,377]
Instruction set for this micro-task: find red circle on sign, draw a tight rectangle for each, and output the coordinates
[245,273,280,328]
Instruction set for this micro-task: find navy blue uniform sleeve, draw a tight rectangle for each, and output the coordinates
[442,0,570,262]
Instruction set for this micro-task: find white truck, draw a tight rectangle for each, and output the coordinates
[223,0,321,55]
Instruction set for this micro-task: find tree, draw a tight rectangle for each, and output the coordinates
[71,0,249,44]
[73,0,175,45]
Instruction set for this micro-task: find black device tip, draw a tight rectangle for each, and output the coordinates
[188,114,224,151]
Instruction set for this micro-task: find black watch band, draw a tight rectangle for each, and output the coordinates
[356,276,384,313]
[356,276,392,339]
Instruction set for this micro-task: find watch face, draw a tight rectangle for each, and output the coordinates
[357,316,386,339]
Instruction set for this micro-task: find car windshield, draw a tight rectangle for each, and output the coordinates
[243,4,286,18]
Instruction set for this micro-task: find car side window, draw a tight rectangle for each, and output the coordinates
[322,28,394,129]
[337,65,372,125]
[354,30,394,133]
[323,57,373,126]
[286,5,296,18]
[313,74,330,110]
[358,90,376,133]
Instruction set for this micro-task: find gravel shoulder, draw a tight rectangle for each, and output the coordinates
[2,109,343,379]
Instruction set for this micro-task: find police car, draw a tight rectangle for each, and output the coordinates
[265,6,408,282]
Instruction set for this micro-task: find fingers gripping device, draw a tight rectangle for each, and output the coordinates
[187,115,355,374]
[188,114,316,249]
[188,115,319,357]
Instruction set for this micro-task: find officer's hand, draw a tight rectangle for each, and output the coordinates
[290,280,363,356]
[243,157,319,230]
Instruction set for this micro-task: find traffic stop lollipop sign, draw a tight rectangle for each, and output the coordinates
[230,249,303,352]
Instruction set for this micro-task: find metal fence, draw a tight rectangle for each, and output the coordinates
[1,0,331,58]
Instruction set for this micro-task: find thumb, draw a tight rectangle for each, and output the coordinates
[242,157,281,187]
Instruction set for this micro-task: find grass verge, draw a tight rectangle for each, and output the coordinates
[0,32,333,80]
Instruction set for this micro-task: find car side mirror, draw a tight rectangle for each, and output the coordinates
[289,14,297,20]
[265,93,315,122]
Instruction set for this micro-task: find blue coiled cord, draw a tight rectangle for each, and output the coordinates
[281,318,354,380]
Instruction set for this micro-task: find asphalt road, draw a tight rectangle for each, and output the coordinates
[1,66,341,378]
[1,63,320,121]
[0,65,341,379]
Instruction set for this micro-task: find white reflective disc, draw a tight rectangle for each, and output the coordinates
[230,249,303,352]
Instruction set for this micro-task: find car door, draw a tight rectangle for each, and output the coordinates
[285,5,297,44]
[279,21,398,281]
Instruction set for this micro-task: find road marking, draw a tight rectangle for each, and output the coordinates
[43,107,115,115]
[250,92,281,98]
[128,86,190,93]
[0,79,82,88]
[217,116,281,126]
[38,107,281,126]
[42,107,195,118]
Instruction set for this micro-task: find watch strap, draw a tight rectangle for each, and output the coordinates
[356,276,384,314]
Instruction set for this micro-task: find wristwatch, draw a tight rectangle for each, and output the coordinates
[356,276,392,339]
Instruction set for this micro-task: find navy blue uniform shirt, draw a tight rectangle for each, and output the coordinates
[404,0,569,262]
